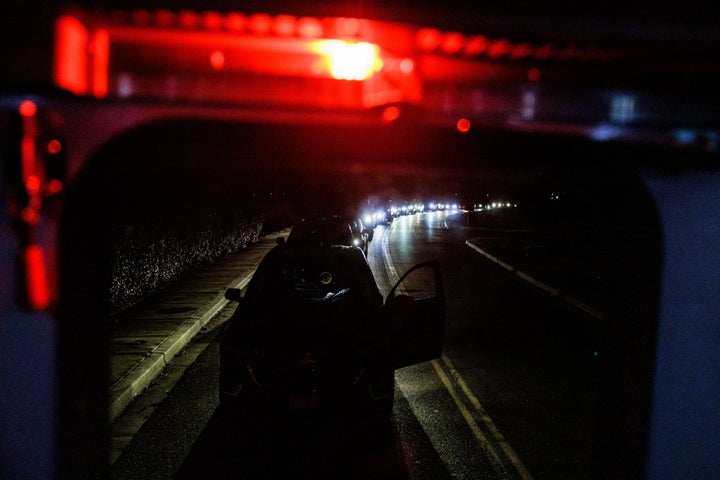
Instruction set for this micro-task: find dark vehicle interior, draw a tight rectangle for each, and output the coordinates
[1,0,718,479]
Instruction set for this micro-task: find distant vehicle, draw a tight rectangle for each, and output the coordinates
[361,208,390,230]
[219,241,445,425]
[376,208,393,225]
[287,215,371,254]
[351,218,370,254]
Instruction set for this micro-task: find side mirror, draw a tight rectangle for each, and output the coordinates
[385,260,446,369]
[224,288,243,303]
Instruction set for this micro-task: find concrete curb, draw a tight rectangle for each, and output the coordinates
[108,229,289,424]
[107,271,256,423]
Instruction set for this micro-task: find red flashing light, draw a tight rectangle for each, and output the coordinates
[534,44,557,61]
[54,15,89,95]
[335,17,362,37]
[528,67,541,82]
[90,29,109,97]
[314,40,380,80]
[52,16,110,97]
[440,32,465,55]
[249,13,272,34]
[155,9,175,28]
[25,175,41,195]
[297,17,323,38]
[487,39,513,58]
[381,105,401,123]
[21,207,40,225]
[273,15,296,36]
[178,10,200,29]
[416,28,442,52]
[511,43,532,60]
[412,27,608,63]
[203,11,224,30]
[399,58,414,74]
[23,245,51,310]
[21,136,36,172]
[464,36,489,56]
[224,13,247,32]
[46,179,64,195]
[19,100,38,118]
[131,9,152,26]
[210,50,225,70]
[51,9,424,106]
[47,139,62,155]
[456,118,471,133]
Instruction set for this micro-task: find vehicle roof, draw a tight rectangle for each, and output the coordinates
[287,217,355,247]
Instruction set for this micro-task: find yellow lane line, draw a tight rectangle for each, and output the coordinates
[381,216,533,479]
[440,355,534,480]
[430,359,511,478]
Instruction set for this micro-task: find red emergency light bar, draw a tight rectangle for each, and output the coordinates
[415,28,617,62]
[52,8,622,112]
[53,9,422,108]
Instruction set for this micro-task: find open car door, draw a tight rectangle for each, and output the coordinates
[385,260,446,369]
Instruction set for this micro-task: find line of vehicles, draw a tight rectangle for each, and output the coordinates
[302,200,462,256]
[362,200,462,227]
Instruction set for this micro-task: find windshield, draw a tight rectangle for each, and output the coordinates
[96,115,662,480]
[1,2,718,480]
[245,244,382,303]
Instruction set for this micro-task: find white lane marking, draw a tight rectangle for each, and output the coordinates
[381,219,401,291]
[465,239,605,321]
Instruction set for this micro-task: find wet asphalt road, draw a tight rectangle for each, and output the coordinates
[111,210,605,480]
